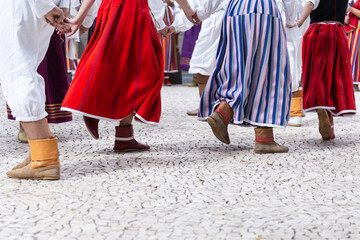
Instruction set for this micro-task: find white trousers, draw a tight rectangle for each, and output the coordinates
[189,9,225,76]
[0,0,54,122]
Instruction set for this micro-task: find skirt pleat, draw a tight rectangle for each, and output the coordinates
[199,0,292,128]
[302,24,356,116]
[62,0,163,123]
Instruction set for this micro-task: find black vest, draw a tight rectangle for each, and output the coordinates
[310,0,348,24]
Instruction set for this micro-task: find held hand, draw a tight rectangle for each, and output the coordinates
[167,26,176,35]
[45,6,66,27]
[55,22,72,35]
[159,26,170,37]
[63,18,81,37]
[184,8,201,25]
[192,11,201,25]
[163,0,175,8]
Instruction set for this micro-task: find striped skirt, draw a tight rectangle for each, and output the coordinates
[159,7,178,73]
[348,26,360,83]
[199,0,292,128]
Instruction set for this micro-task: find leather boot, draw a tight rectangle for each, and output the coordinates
[187,108,199,116]
[114,125,150,152]
[12,120,54,170]
[7,138,60,180]
[207,101,233,144]
[254,128,288,154]
[18,124,28,143]
[197,74,209,97]
[83,116,100,139]
[12,153,31,170]
[317,109,335,140]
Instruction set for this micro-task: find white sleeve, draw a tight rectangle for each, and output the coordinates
[59,0,70,8]
[306,0,320,10]
[196,0,223,21]
[148,0,167,31]
[29,0,57,18]
[81,2,99,28]
[282,0,297,25]
[172,0,199,32]
[172,10,194,32]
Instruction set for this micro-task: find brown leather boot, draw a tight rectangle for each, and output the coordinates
[254,128,288,154]
[317,109,335,140]
[207,101,233,144]
[83,116,100,139]
[114,125,150,152]
[6,138,60,180]
[197,74,209,97]
[187,108,199,116]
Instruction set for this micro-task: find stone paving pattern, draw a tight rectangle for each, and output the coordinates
[0,87,360,239]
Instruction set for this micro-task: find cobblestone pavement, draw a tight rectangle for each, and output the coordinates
[0,86,360,240]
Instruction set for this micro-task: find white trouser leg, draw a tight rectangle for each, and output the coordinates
[189,10,225,76]
[0,0,54,122]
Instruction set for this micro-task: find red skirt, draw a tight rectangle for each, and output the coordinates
[302,23,356,116]
[62,0,163,124]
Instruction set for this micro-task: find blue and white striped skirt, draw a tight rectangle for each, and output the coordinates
[199,0,292,128]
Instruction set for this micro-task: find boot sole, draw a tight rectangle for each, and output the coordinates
[317,110,332,140]
[114,148,150,153]
[254,149,289,154]
[207,115,230,144]
[8,175,60,180]
[288,124,302,127]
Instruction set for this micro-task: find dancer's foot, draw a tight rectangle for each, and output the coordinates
[83,116,100,139]
[18,124,28,143]
[11,153,31,170]
[207,102,233,144]
[7,138,60,180]
[186,108,199,116]
[114,125,150,152]
[188,79,198,87]
[164,77,172,86]
[288,117,303,127]
[254,128,288,154]
[317,109,335,140]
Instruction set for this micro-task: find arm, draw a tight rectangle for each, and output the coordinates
[59,0,70,17]
[297,1,315,27]
[174,0,199,24]
[80,2,100,29]
[62,0,96,36]
[349,6,360,19]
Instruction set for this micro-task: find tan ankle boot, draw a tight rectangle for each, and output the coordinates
[11,153,31,170]
[7,138,60,180]
[254,128,288,154]
[207,101,233,144]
